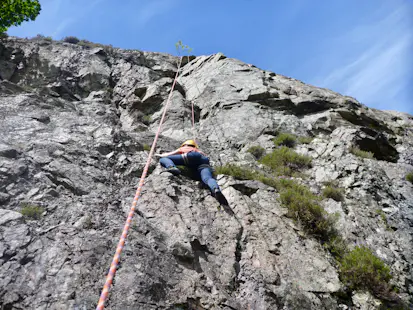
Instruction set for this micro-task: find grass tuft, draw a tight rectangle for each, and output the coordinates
[376,209,393,231]
[214,164,280,189]
[273,132,297,148]
[62,36,80,44]
[259,146,312,176]
[350,147,374,159]
[20,204,44,220]
[272,132,313,147]
[142,115,152,125]
[323,186,345,202]
[325,236,348,259]
[214,164,260,181]
[298,136,313,144]
[406,171,413,184]
[247,145,266,160]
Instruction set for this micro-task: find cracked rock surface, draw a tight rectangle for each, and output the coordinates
[0,36,412,309]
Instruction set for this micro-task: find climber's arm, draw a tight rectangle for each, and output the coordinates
[155,149,180,157]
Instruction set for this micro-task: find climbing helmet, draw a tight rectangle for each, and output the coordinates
[181,139,198,148]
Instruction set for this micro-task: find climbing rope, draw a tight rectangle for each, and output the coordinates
[190,60,231,166]
[175,41,197,143]
[96,56,184,310]
[179,53,197,142]
[191,94,196,142]
[188,55,197,143]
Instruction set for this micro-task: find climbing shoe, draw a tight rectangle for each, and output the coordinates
[165,167,181,176]
[213,188,229,206]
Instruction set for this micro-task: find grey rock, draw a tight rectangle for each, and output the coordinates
[0,192,10,204]
[0,143,18,158]
[0,209,23,225]
[0,60,17,80]
[29,111,50,123]
[352,292,382,309]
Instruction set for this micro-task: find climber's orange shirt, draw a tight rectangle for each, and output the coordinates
[178,146,207,157]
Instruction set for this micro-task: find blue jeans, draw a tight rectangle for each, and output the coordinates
[159,151,220,192]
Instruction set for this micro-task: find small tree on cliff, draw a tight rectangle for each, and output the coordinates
[0,0,41,33]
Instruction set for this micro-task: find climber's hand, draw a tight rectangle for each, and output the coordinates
[154,153,163,157]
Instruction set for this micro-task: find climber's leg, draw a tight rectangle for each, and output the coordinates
[199,164,229,206]
[159,155,185,168]
[199,166,220,191]
[159,155,185,175]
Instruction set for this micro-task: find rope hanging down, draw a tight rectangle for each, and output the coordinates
[191,95,196,142]
[187,56,197,142]
[176,41,197,143]
[96,56,184,310]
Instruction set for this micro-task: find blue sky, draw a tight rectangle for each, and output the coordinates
[7,0,413,114]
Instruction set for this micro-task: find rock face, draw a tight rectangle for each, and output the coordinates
[0,36,412,309]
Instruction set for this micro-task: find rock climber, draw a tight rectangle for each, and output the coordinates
[155,139,229,206]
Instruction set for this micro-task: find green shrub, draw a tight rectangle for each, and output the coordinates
[323,186,345,202]
[298,136,313,144]
[376,209,392,231]
[214,164,279,188]
[325,236,348,259]
[77,39,92,47]
[255,174,280,188]
[273,132,297,148]
[143,144,151,151]
[247,145,265,160]
[0,0,41,33]
[20,204,44,220]
[32,34,45,40]
[350,147,374,159]
[259,146,312,176]
[142,115,152,125]
[216,165,342,254]
[63,36,80,44]
[277,179,337,240]
[323,180,339,187]
[376,209,386,222]
[406,172,413,184]
[340,246,392,297]
[215,164,260,181]
[32,34,52,41]
[78,39,107,49]
[77,40,90,48]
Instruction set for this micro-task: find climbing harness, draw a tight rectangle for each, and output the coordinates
[96,56,184,310]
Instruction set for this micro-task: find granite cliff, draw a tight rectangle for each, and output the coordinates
[0,36,412,309]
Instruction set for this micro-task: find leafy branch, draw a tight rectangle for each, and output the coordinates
[175,40,193,56]
[0,0,42,32]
